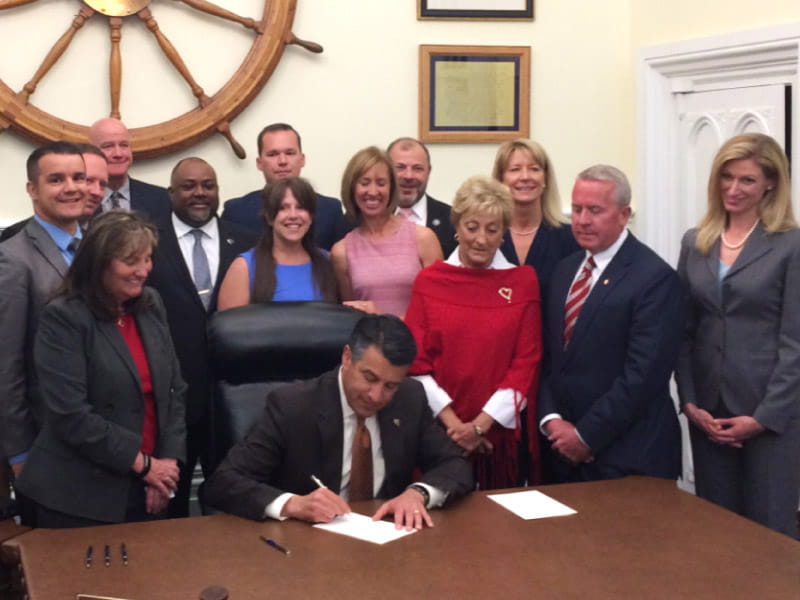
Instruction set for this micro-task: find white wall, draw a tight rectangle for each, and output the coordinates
[2,1,799,228]
[0,0,631,225]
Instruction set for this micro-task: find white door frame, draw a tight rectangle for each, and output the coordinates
[637,22,800,265]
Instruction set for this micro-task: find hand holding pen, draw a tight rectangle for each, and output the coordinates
[278,474,350,524]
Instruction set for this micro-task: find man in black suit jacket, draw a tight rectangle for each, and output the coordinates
[88,117,171,221]
[539,165,685,483]
[388,137,457,257]
[221,123,347,250]
[147,157,257,517]
[204,315,473,529]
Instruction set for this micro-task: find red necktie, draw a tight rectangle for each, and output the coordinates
[349,416,373,502]
[563,255,596,346]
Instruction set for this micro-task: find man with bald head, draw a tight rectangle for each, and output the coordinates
[88,117,170,220]
[147,157,256,517]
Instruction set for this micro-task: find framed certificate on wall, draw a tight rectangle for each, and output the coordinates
[418,0,534,20]
[419,45,531,143]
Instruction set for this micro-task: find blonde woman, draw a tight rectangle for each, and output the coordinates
[676,132,800,538]
[492,139,578,299]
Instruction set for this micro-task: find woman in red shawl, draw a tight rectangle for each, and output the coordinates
[405,175,542,489]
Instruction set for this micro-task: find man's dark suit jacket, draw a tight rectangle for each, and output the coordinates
[426,195,457,258]
[147,215,257,426]
[221,190,347,251]
[538,233,685,482]
[127,178,172,221]
[0,219,69,457]
[204,369,473,521]
[16,289,186,523]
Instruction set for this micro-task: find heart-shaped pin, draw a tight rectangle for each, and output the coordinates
[498,287,512,302]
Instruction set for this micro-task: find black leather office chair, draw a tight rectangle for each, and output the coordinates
[206,301,363,473]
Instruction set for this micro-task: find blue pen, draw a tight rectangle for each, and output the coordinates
[260,535,290,555]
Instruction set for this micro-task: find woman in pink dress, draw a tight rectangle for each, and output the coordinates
[331,146,442,317]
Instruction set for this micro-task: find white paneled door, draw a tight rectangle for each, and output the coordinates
[675,84,787,235]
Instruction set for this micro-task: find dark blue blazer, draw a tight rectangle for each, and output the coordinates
[538,233,685,481]
[426,195,457,258]
[221,190,347,251]
[128,178,172,221]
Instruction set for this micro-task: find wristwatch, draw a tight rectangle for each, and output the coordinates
[408,484,430,508]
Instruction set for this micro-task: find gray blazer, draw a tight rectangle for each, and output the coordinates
[675,225,800,433]
[16,289,187,523]
[0,219,69,457]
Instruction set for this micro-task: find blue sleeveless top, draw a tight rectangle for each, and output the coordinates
[240,248,323,301]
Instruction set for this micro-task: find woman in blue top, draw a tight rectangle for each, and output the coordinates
[217,177,338,307]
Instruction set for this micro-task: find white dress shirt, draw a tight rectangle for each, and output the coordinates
[394,194,429,225]
[101,178,131,212]
[172,213,220,288]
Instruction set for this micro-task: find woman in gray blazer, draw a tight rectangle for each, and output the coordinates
[676,133,800,538]
[17,211,186,527]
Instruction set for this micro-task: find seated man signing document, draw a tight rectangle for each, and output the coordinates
[204,315,473,530]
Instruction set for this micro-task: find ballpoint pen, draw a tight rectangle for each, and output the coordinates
[104,543,111,567]
[260,535,290,555]
[311,474,327,489]
[121,543,128,566]
[85,545,93,568]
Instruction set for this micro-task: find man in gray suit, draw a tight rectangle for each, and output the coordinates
[0,141,87,482]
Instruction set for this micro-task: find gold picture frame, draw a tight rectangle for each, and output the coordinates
[419,45,531,143]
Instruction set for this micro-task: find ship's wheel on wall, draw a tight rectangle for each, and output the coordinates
[0,0,321,159]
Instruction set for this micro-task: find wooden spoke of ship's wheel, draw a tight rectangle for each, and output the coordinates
[0,0,322,159]
[174,0,262,34]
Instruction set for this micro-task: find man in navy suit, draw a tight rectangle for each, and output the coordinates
[388,137,456,258]
[147,157,257,517]
[539,165,684,483]
[221,123,347,251]
[88,117,171,221]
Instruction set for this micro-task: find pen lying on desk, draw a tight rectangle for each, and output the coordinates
[260,535,290,555]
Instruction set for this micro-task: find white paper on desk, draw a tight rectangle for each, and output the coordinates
[487,490,577,520]
[313,511,417,545]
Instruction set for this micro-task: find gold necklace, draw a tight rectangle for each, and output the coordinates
[721,219,759,250]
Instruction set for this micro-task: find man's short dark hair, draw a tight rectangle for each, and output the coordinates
[349,315,417,367]
[26,140,84,182]
[256,123,302,154]
[386,137,431,165]
[76,143,107,162]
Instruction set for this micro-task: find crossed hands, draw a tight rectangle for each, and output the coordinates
[131,453,179,515]
[683,403,765,448]
[281,487,433,531]
[545,418,593,465]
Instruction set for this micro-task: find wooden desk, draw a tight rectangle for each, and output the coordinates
[4,477,799,600]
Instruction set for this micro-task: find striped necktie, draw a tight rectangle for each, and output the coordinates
[563,255,596,347]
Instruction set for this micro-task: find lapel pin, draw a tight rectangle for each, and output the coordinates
[226,238,234,245]
[432,219,441,227]
[393,419,401,427]
[603,279,609,285]
[498,287,512,302]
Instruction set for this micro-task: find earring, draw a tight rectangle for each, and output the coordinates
[454,233,460,241]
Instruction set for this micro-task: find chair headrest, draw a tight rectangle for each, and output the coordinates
[208,302,363,384]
